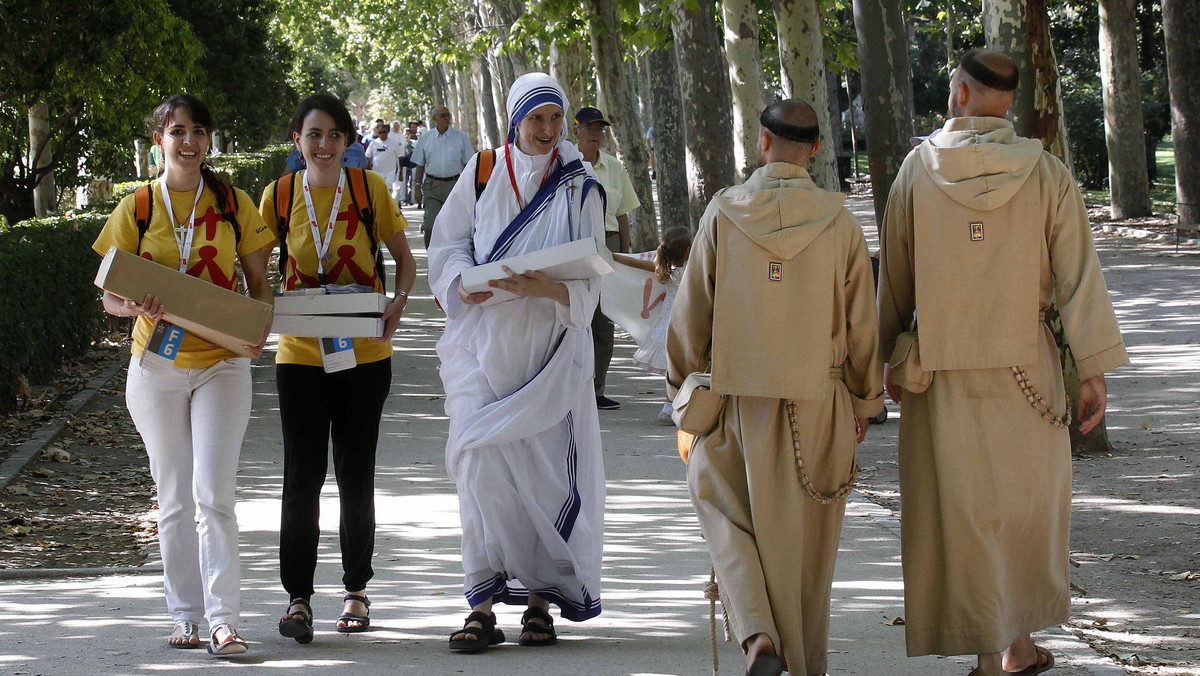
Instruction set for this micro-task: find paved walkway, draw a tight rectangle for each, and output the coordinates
[0,203,1115,674]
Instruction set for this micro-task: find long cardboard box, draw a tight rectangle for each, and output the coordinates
[460,238,613,306]
[94,246,272,356]
[270,314,385,338]
[274,292,389,316]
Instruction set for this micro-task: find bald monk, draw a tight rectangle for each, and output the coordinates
[668,99,884,676]
[877,49,1128,676]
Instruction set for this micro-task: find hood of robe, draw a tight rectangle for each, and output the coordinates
[916,116,1045,212]
[714,162,845,260]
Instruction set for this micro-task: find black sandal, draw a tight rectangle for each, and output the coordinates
[278,597,314,644]
[336,594,371,633]
[518,606,557,647]
[449,610,505,653]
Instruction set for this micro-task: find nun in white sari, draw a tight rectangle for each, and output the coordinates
[428,73,607,652]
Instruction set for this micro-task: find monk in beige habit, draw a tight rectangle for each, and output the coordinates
[877,50,1128,676]
[667,99,885,676]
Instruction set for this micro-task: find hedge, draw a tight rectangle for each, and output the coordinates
[0,213,110,411]
[0,144,293,413]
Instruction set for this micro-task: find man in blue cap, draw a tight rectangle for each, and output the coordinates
[574,106,641,410]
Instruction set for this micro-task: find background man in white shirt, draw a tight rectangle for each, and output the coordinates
[412,106,474,248]
[365,121,405,204]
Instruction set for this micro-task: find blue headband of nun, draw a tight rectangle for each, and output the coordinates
[508,86,565,143]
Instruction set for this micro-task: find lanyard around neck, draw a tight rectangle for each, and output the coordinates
[158,177,204,273]
[302,169,346,277]
[504,138,558,211]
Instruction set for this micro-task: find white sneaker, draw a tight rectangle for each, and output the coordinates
[658,402,674,422]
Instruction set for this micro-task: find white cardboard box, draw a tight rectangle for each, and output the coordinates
[460,238,613,306]
[94,246,272,356]
[274,292,389,316]
[270,314,385,338]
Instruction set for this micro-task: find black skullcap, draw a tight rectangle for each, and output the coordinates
[960,49,1019,92]
[760,105,819,144]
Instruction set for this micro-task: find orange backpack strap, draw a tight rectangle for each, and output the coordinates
[273,173,296,284]
[274,172,294,226]
[134,184,154,244]
[474,149,496,200]
[344,167,386,288]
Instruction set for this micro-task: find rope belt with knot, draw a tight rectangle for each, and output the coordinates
[705,568,733,676]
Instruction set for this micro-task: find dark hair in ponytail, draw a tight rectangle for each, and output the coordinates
[150,94,233,217]
[654,226,693,284]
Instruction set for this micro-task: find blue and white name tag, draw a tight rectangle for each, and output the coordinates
[320,336,356,373]
[140,320,186,373]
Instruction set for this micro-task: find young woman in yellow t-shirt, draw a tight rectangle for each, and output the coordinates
[261,94,416,644]
[93,95,276,656]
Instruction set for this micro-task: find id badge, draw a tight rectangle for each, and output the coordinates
[140,320,186,374]
[320,337,356,373]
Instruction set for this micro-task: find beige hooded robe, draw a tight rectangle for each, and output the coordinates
[877,117,1129,657]
[668,162,884,675]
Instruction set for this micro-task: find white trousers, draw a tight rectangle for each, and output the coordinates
[125,356,251,629]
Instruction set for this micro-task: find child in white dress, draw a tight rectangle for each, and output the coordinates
[612,227,692,419]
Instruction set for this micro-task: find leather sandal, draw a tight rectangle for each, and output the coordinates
[168,620,199,649]
[449,610,505,653]
[1007,645,1055,675]
[518,606,557,647]
[278,597,314,644]
[336,593,371,633]
[207,624,248,657]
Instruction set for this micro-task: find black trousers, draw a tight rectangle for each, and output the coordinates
[277,358,392,599]
[592,231,621,396]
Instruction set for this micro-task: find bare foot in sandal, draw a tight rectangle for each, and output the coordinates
[169,620,199,649]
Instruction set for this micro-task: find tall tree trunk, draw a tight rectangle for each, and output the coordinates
[431,65,449,108]
[723,0,767,182]
[984,0,1072,168]
[647,41,691,235]
[461,66,482,148]
[487,0,530,75]
[551,40,590,115]
[134,139,149,178]
[983,0,1037,136]
[772,0,839,191]
[1163,0,1200,226]
[826,69,848,190]
[636,52,654,134]
[853,0,916,230]
[588,0,656,247]
[28,102,54,217]
[1099,0,1152,219]
[1027,0,1073,170]
[475,57,502,148]
[672,0,737,224]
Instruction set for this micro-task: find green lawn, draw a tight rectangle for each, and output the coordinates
[1082,140,1177,214]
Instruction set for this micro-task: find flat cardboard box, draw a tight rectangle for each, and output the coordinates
[274,292,389,316]
[460,238,613,306]
[270,314,385,338]
[94,246,272,356]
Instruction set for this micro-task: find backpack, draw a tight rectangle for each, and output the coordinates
[271,166,386,288]
[474,149,496,200]
[133,182,241,250]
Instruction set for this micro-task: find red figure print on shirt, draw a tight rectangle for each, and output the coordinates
[325,244,376,287]
[194,206,224,240]
[641,278,666,319]
[340,205,361,240]
[286,254,322,290]
[187,245,237,289]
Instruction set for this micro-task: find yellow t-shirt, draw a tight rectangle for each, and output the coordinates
[259,169,407,366]
[93,180,277,369]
